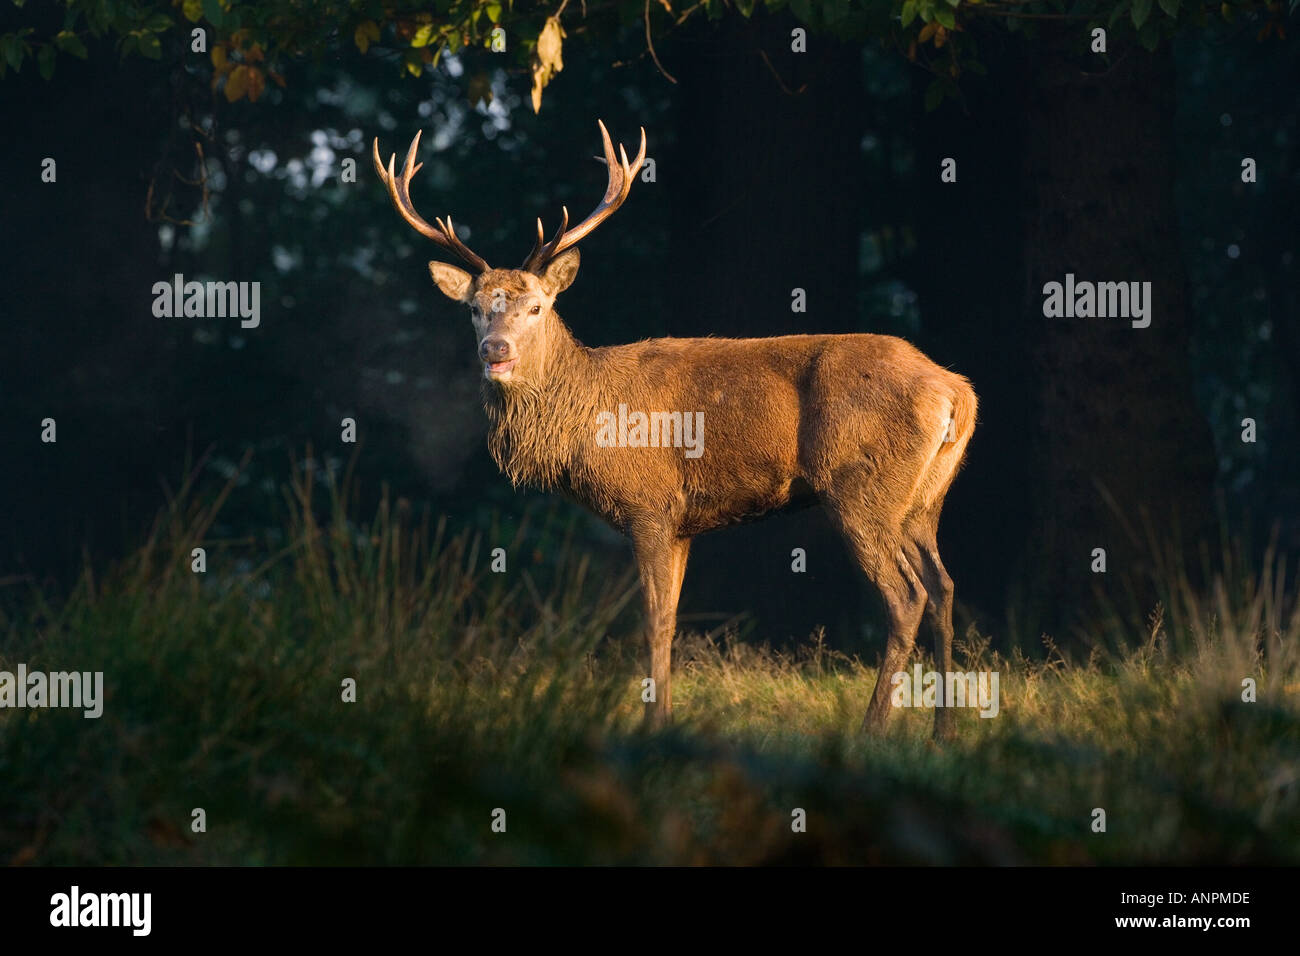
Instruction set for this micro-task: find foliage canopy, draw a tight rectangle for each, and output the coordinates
[1,0,1293,111]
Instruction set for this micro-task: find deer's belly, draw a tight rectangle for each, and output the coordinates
[557,460,816,538]
[680,476,817,536]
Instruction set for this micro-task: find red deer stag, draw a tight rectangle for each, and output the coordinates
[374,122,977,739]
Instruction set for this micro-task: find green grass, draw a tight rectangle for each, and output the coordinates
[1,461,1297,864]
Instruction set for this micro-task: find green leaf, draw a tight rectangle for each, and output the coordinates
[736,0,755,15]
[55,30,88,59]
[139,32,161,59]
[945,0,960,7]
[901,0,918,26]
[934,6,956,27]
[1109,0,1131,26]
[1156,0,1179,15]
[38,43,55,79]
[1,35,23,71]
[1138,17,1160,48]
[1131,0,1152,28]
[202,0,225,28]
[789,0,812,22]
[486,2,502,22]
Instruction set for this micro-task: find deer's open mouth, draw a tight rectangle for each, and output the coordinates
[484,358,518,379]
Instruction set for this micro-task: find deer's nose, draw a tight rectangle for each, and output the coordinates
[480,337,513,362]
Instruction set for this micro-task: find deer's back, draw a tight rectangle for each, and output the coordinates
[575,334,974,537]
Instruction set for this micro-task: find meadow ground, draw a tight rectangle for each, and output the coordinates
[2,464,1296,865]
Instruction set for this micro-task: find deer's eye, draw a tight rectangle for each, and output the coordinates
[530,304,542,315]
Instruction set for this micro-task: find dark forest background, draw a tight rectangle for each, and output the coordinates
[1,2,1296,655]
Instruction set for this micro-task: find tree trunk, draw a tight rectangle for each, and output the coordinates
[1020,32,1217,636]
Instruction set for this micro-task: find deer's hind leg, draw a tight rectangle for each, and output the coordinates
[902,510,957,741]
[820,472,927,735]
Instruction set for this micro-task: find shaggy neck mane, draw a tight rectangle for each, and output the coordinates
[481,314,603,490]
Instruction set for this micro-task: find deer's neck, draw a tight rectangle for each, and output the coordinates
[482,315,602,490]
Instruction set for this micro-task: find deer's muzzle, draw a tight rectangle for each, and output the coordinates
[480,336,518,380]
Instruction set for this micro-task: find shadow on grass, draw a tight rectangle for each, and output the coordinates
[1,454,1297,864]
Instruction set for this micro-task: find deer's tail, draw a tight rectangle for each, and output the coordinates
[916,375,978,513]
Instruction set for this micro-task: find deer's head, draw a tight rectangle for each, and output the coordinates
[374,121,645,388]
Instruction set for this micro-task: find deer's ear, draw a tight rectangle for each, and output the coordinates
[428,262,475,302]
[541,249,581,295]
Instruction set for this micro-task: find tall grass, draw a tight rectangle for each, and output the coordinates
[1,460,1297,864]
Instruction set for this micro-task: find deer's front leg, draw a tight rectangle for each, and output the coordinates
[632,531,690,727]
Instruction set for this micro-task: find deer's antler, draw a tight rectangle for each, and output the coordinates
[373,131,491,274]
[523,120,646,273]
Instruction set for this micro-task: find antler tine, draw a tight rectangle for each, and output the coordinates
[523,121,645,273]
[522,207,569,270]
[522,216,545,267]
[434,214,489,273]
[551,206,570,246]
[622,127,647,201]
[372,137,390,183]
[400,131,425,189]
[596,119,624,203]
[372,132,490,274]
